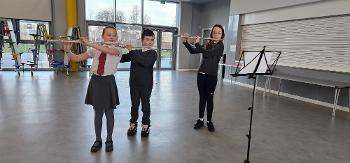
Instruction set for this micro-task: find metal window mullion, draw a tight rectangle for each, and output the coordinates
[141,0,144,25]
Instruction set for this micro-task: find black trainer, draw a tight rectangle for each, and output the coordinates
[105,140,113,152]
[141,124,150,137]
[127,122,138,136]
[194,119,204,129]
[207,121,215,132]
[90,140,102,153]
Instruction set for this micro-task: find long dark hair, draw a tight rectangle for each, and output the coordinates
[206,24,225,49]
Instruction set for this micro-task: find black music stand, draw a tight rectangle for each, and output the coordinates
[231,46,281,163]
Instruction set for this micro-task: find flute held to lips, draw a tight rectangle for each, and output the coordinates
[174,35,222,41]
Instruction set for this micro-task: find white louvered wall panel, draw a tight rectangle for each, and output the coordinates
[241,15,350,73]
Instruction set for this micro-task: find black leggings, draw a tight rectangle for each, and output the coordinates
[197,73,218,122]
[94,108,114,141]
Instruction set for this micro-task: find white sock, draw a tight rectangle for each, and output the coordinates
[199,118,204,121]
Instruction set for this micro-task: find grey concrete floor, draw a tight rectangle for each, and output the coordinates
[0,71,349,163]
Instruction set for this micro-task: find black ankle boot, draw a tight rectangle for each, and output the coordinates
[105,140,113,152]
[194,119,204,129]
[127,122,138,136]
[207,121,215,132]
[90,140,102,153]
[141,124,150,137]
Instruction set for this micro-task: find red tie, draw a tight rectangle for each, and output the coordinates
[97,52,107,76]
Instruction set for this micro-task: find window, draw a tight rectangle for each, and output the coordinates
[0,43,49,68]
[88,25,107,43]
[85,0,180,70]
[144,1,178,27]
[161,32,173,68]
[18,44,49,68]
[0,43,14,68]
[86,0,115,22]
[19,20,49,41]
[1,20,51,68]
[116,24,142,47]
[115,24,142,68]
[85,0,179,27]
[115,0,141,24]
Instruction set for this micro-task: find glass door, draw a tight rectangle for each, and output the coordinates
[115,23,142,69]
[147,27,177,70]
[160,31,173,69]
[152,29,158,69]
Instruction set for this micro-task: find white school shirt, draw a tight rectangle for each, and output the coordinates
[142,47,152,52]
[87,45,121,76]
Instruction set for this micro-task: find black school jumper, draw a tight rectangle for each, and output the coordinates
[120,49,157,125]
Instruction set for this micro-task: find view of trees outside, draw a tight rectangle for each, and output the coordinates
[143,0,177,27]
[116,0,142,24]
[86,0,115,22]
[2,1,177,69]
[95,8,115,22]
[94,6,151,24]
[86,0,177,27]
[85,0,178,69]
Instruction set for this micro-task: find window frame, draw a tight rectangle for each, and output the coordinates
[17,19,51,44]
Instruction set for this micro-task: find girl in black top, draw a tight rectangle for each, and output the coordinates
[182,24,225,132]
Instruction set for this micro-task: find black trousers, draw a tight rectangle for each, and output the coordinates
[197,73,218,122]
[129,85,153,125]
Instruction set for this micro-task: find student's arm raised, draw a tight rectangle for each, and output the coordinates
[81,37,120,56]
[63,42,91,62]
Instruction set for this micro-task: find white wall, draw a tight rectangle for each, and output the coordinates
[232,0,350,108]
[241,0,350,25]
[230,0,322,15]
[0,0,52,21]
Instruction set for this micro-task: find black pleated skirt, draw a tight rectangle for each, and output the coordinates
[85,74,120,109]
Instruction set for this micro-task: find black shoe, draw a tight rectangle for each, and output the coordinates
[207,121,215,132]
[105,140,113,152]
[194,119,204,129]
[90,140,102,153]
[127,122,137,136]
[141,124,150,137]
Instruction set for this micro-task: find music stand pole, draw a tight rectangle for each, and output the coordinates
[231,46,281,163]
[244,47,265,163]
